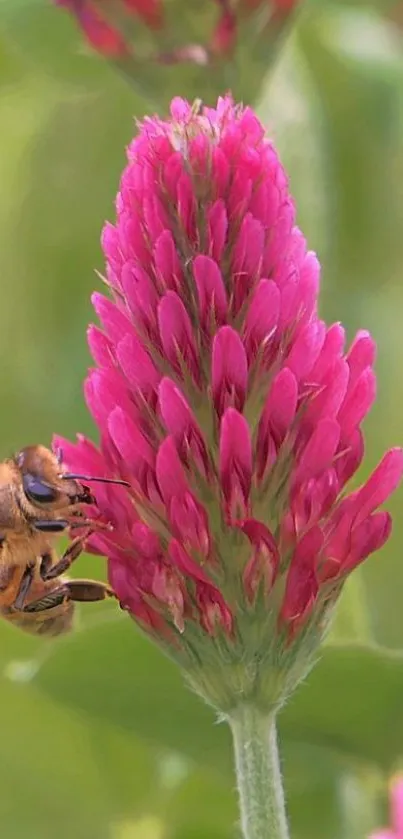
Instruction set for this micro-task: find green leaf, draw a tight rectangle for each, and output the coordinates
[165,767,236,839]
[0,621,357,839]
[27,622,365,838]
[31,618,403,772]
[282,643,403,769]
[0,673,156,839]
[32,617,234,773]
[284,743,345,839]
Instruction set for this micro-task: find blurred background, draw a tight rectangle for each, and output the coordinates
[0,0,403,837]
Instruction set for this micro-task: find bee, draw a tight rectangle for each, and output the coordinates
[0,444,129,636]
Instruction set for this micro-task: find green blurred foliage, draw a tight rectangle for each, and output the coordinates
[0,1,402,838]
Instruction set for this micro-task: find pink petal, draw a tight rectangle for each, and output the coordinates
[354,449,403,525]
[131,522,162,559]
[177,171,197,242]
[101,222,122,278]
[170,493,210,558]
[262,367,298,445]
[168,539,211,585]
[334,428,364,487]
[207,199,228,263]
[159,378,195,437]
[116,331,160,397]
[158,377,210,477]
[303,357,349,428]
[153,229,183,294]
[87,325,115,368]
[231,214,265,313]
[240,519,280,601]
[84,368,139,433]
[286,319,326,381]
[220,408,252,521]
[343,512,392,573]
[193,254,228,332]
[158,291,199,383]
[391,777,403,836]
[155,436,189,506]
[295,418,340,485]
[292,468,339,533]
[281,526,323,624]
[121,261,159,339]
[256,367,298,480]
[91,292,133,345]
[75,3,128,55]
[244,279,280,360]
[311,323,345,380]
[108,406,155,495]
[212,326,248,416]
[197,583,233,636]
[338,367,376,437]
[346,330,376,386]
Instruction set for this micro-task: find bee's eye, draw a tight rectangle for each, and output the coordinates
[23,474,58,504]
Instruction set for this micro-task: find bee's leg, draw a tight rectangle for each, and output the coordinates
[38,551,56,579]
[39,535,87,581]
[13,563,36,610]
[23,580,116,614]
[65,579,116,602]
[22,585,68,613]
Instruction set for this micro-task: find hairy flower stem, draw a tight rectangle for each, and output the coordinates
[229,706,289,839]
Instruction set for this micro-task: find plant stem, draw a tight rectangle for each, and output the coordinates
[229,705,289,839]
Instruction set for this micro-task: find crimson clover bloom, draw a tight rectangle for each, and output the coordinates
[56,96,402,711]
[370,776,403,839]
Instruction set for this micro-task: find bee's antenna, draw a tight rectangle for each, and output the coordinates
[61,474,130,488]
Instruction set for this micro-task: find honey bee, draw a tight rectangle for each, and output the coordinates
[0,444,129,636]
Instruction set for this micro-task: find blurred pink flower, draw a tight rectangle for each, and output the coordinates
[54,0,162,56]
[54,0,128,55]
[55,96,402,662]
[370,776,403,839]
[54,0,298,60]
